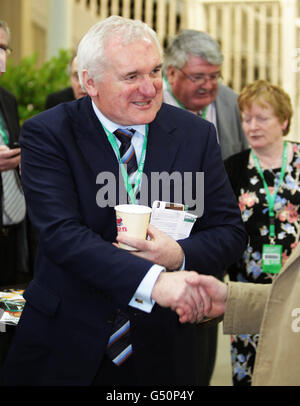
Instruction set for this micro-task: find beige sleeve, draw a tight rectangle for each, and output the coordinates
[223,282,271,335]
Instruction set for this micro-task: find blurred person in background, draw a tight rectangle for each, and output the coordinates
[0,20,31,288]
[45,54,86,109]
[224,79,300,386]
[0,19,33,373]
[163,29,248,161]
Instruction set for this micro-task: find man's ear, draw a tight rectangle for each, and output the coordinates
[82,70,98,97]
[167,66,177,85]
[281,119,289,133]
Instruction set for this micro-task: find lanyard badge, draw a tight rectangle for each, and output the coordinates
[251,142,288,274]
[262,244,282,273]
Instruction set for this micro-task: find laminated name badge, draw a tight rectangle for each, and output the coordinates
[262,244,282,274]
[150,201,197,240]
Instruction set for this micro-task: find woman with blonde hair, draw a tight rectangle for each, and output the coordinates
[224,80,300,386]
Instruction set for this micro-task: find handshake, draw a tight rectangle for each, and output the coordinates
[117,224,229,323]
[151,271,229,324]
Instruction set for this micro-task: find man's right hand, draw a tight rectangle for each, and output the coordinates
[182,274,228,321]
[152,272,228,324]
[151,270,206,324]
[0,145,21,171]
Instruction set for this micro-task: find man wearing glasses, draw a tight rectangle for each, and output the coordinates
[163,29,248,386]
[163,29,248,160]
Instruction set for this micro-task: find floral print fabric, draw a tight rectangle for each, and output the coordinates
[228,142,300,385]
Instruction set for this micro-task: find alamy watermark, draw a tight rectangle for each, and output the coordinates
[96,169,204,217]
[291,308,300,333]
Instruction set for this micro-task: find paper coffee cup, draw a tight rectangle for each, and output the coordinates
[115,204,152,251]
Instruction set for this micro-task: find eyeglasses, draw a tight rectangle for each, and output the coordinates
[177,68,222,84]
[0,45,12,56]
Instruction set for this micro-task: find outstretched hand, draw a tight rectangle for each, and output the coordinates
[178,274,228,322]
[115,226,228,324]
[151,270,206,324]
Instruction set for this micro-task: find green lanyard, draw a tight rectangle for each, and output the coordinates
[103,125,148,205]
[0,114,9,145]
[163,75,208,118]
[251,141,288,241]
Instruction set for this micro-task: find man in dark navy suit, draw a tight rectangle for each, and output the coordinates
[1,16,247,386]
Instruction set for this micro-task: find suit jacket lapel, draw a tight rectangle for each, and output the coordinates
[66,97,120,180]
[68,99,180,179]
[144,104,180,177]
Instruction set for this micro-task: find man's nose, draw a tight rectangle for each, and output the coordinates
[138,76,157,97]
[200,79,214,90]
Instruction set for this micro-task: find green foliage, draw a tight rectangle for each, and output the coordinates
[0,49,72,124]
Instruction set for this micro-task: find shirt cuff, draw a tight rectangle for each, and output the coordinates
[179,255,185,271]
[129,265,165,313]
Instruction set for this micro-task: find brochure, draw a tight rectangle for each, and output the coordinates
[150,201,197,240]
[0,289,25,327]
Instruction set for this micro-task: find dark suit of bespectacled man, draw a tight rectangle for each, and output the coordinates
[1,16,247,386]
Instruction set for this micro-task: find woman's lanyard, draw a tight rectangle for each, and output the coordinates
[251,141,288,243]
[103,125,148,205]
[163,76,208,119]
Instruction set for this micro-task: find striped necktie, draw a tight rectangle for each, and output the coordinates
[106,310,133,366]
[114,128,138,181]
[105,128,138,366]
[0,116,26,225]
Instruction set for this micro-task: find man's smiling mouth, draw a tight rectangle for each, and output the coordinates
[133,101,151,106]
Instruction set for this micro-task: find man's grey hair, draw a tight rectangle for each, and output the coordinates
[67,52,77,76]
[0,20,10,44]
[162,30,223,75]
[77,15,163,89]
